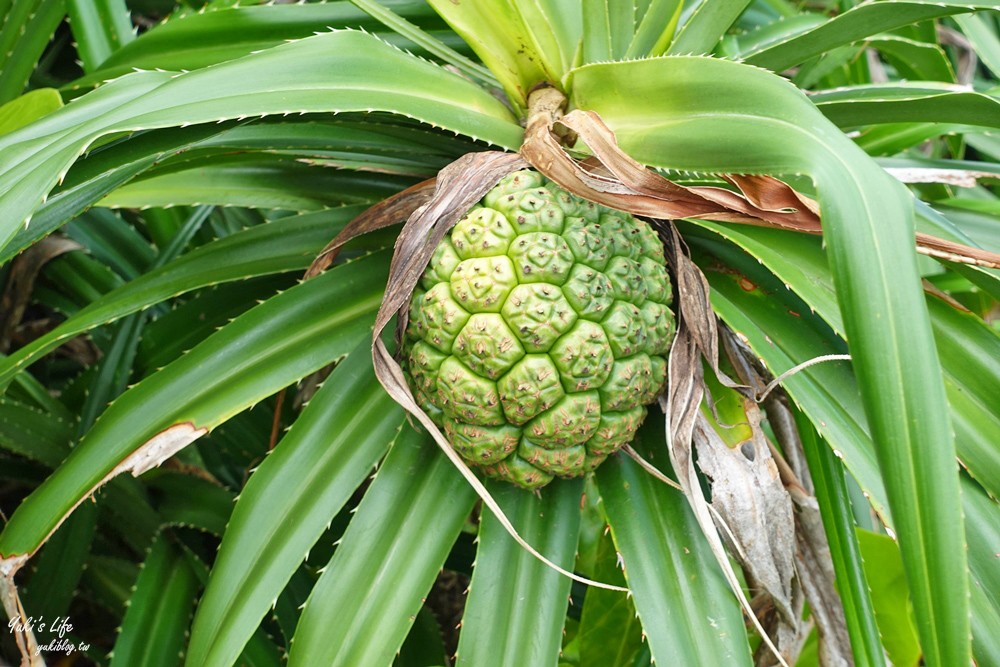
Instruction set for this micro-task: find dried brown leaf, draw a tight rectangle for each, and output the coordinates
[0,236,82,352]
[1,574,43,667]
[693,411,798,629]
[793,489,853,667]
[661,325,790,667]
[723,328,854,667]
[305,178,436,279]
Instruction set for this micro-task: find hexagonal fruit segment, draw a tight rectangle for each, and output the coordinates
[404,287,425,343]
[413,383,445,427]
[635,221,666,263]
[599,353,653,412]
[407,340,448,396]
[639,355,668,405]
[605,256,647,305]
[598,212,641,259]
[585,406,646,457]
[481,455,553,489]
[639,256,672,305]
[410,283,471,353]
[436,356,505,426]
[640,301,675,356]
[445,419,521,465]
[420,239,462,291]
[550,321,614,392]
[562,264,614,322]
[452,313,525,380]
[481,170,545,209]
[450,255,518,313]
[550,189,583,217]
[562,220,611,271]
[508,232,574,285]
[550,189,598,222]
[518,438,586,477]
[501,283,577,352]
[499,188,565,234]
[450,207,518,260]
[497,354,565,426]
[523,391,601,448]
[601,300,647,358]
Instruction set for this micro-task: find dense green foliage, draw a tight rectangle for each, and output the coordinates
[0,1,997,666]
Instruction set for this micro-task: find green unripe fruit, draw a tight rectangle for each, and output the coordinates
[404,170,675,489]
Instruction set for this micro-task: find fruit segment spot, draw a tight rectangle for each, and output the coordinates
[436,356,505,426]
[498,354,565,425]
[508,232,574,285]
[501,283,577,352]
[450,255,518,313]
[550,321,614,392]
[452,313,525,380]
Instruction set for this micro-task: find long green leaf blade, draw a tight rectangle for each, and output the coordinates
[287,426,476,667]
[186,340,405,667]
[0,0,66,103]
[66,0,134,72]
[456,478,583,667]
[109,533,199,667]
[744,0,1000,73]
[98,158,415,210]
[954,12,1000,79]
[795,414,885,667]
[811,84,1000,130]
[75,1,447,89]
[569,57,969,666]
[595,421,752,665]
[670,0,752,55]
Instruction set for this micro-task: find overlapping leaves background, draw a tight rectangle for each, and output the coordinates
[0,1,998,666]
